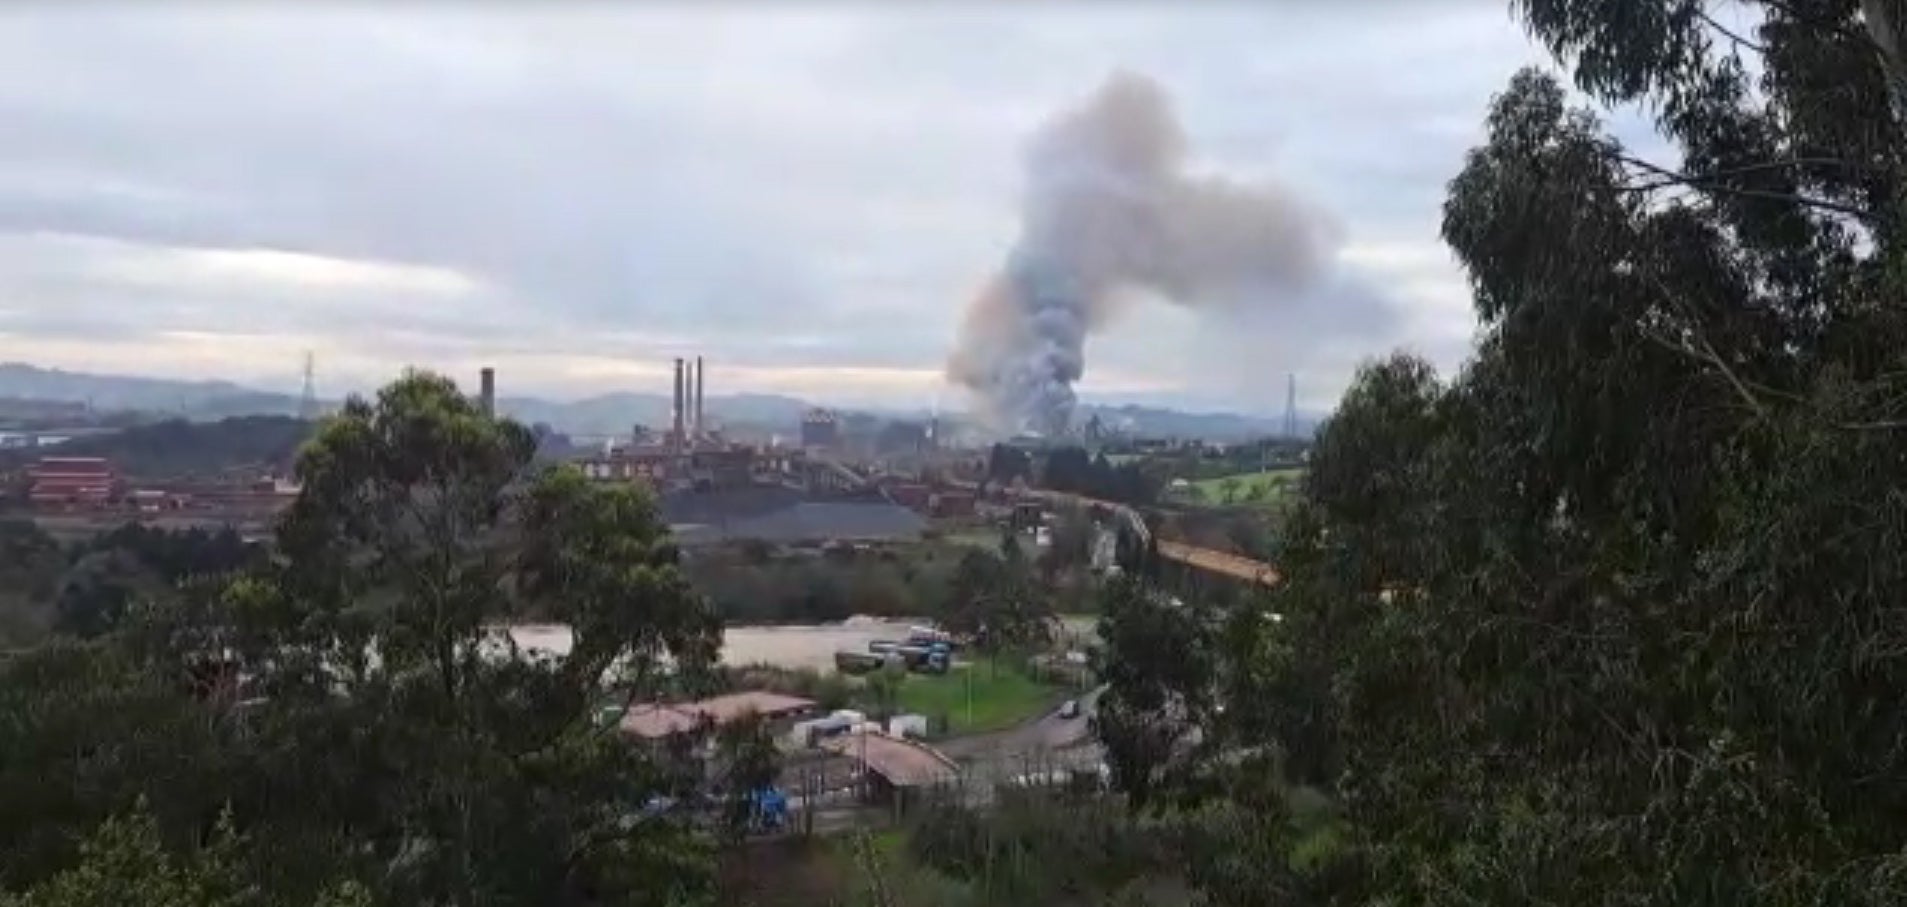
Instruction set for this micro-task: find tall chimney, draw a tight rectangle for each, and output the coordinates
[694,355,705,438]
[672,358,686,446]
[478,367,496,417]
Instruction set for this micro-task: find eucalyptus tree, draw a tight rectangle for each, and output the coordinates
[1102,2,1907,902]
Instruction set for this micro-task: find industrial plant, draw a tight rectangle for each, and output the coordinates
[516,356,967,549]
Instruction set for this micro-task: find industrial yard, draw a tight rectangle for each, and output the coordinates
[506,616,1097,677]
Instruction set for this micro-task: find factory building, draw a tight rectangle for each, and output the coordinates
[577,450,678,485]
[28,456,118,510]
[800,409,840,450]
[876,420,930,455]
[689,447,754,489]
[574,354,758,492]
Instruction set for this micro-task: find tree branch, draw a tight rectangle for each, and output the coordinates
[1838,419,1907,431]
[1864,0,1907,124]
[1756,0,1854,31]
[1639,276,1771,419]
[1613,152,1878,219]
[1698,7,1767,54]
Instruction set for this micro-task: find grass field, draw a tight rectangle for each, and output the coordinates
[895,660,1066,736]
[1184,467,1305,507]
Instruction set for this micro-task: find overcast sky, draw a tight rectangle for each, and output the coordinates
[0,2,1613,414]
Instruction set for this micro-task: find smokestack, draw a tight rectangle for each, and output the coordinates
[672,358,685,446]
[695,355,705,438]
[945,71,1340,434]
[478,367,496,417]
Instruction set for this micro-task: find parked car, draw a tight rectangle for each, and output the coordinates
[1057,699,1081,720]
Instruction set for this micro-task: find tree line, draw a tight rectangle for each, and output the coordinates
[0,522,261,647]
[985,443,1163,507]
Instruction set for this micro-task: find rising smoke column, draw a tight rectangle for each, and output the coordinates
[947,71,1342,434]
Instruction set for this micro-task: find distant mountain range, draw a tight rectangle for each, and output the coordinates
[0,362,1314,442]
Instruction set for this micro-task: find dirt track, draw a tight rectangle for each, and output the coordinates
[508,618,925,673]
[508,616,1099,675]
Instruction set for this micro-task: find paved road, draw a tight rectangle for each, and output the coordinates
[931,683,1108,798]
[934,683,1105,758]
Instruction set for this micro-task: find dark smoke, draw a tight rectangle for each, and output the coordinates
[946,71,1342,434]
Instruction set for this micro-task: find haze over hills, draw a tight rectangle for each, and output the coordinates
[0,362,1313,441]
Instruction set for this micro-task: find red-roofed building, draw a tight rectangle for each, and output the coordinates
[28,456,117,510]
[619,691,818,742]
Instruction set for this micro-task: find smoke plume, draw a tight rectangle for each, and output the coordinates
[946,71,1341,435]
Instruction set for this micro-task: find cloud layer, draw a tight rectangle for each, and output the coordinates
[0,2,1552,412]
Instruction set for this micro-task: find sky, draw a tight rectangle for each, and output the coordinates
[0,1,1621,414]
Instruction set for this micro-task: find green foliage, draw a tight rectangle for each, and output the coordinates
[1037,506,1096,577]
[1039,446,1161,505]
[0,804,250,907]
[0,520,67,645]
[984,444,1033,488]
[863,660,907,720]
[943,547,1053,656]
[1182,469,1303,511]
[682,544,956,624]
[215,370,722,905]
[0,521,260,646]
[904,789,1176,905]
[710,711,783,844]
[1092,579,1219,811]
[1,371,727,907]
[1094,5,1907,903]
[51,548,161,639]
[0,643,234,891]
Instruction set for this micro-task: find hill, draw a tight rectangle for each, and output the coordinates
[2,416,315,478]
[0,361,1307,441]
[0,362,304,415]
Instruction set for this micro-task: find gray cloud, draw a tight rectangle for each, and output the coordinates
[0,1,1545,411]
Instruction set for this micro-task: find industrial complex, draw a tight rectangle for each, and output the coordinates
[4,355,1280,592]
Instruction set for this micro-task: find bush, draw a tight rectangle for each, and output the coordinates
[904,789,1170,903]
[683,544,964,625]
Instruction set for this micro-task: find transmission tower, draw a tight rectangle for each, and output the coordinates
[300,351,318,420]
